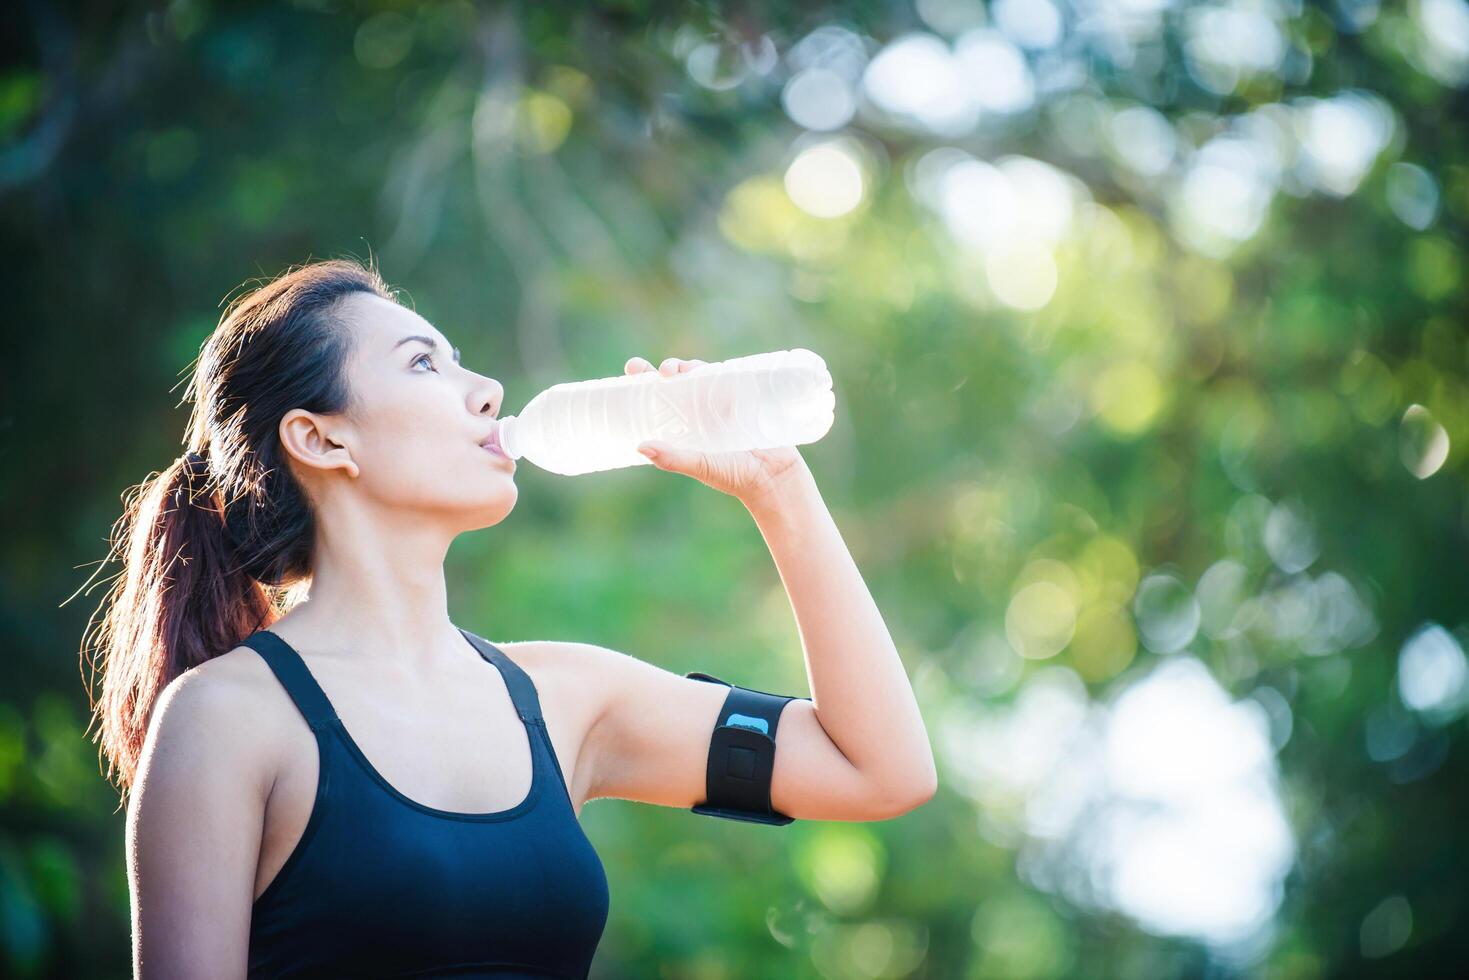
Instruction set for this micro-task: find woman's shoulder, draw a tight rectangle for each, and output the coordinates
[166,644,289,724]
[482,637,609,690]
[190,641,295,705]
[479,637,609,730]
[137,646,290,815]
[486,637,561,667]
[166,643,310,781]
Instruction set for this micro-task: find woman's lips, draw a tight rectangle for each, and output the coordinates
[479,423,509,457]
[481,422,507,453]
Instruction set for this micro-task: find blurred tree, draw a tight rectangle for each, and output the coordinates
[3,0,1467,976]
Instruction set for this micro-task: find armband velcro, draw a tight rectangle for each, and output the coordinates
[685,671,806,826]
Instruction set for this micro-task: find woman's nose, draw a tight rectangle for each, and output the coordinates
[470,380,502,417]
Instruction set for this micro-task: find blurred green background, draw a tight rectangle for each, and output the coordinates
[4,0,1469,976]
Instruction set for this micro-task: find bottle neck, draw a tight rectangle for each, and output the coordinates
[498,415,520,460]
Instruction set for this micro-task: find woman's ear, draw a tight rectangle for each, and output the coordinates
[279,408,360,479]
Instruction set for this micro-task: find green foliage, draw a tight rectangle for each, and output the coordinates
[4,0,1468,976]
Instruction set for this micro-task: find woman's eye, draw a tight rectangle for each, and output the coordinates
[412,353,437,373]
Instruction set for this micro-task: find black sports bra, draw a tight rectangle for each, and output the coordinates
[240,627,609,979]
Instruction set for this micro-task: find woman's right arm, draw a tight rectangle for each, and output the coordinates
[126,663,272,979]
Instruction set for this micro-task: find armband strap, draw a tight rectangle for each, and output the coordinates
[685,671,806,826]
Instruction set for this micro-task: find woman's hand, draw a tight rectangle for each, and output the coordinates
[628,355,810,508]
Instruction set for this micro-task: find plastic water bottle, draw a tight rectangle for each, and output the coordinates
[497,348,836,476]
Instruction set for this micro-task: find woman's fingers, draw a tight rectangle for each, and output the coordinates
[658,357,709,375]
[627,355,709,377]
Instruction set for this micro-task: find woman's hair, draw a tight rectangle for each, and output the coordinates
[82,256,400,802]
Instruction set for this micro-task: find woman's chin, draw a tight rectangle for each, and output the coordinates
[474,489,517,525]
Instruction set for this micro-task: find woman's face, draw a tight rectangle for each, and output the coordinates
[308,292,516,531]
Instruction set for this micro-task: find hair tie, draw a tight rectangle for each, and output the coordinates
[182,450,210,482]
[175,450,214,509]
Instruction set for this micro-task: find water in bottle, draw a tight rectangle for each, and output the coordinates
[497,348,835,476]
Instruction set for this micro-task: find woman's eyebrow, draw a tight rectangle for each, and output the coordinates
[393,334,462,363]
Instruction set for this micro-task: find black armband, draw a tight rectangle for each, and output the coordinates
[685,671,808,826]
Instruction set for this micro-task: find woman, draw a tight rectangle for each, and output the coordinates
[87,257,937,978]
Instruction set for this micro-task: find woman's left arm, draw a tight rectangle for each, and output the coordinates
[615,353,936,812]
[738,462,938,802]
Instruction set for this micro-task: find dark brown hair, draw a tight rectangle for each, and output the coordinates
[81,256,399,802]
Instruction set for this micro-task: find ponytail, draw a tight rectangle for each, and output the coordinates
[79,256,396,804]
[81,447,281,806]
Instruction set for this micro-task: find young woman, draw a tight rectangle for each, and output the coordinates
[86,257,936,979]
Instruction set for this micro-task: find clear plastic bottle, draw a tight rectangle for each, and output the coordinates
[497,348,835,476]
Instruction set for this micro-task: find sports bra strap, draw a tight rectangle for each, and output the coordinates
[239,630,341,732]
[457,628,544,724]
